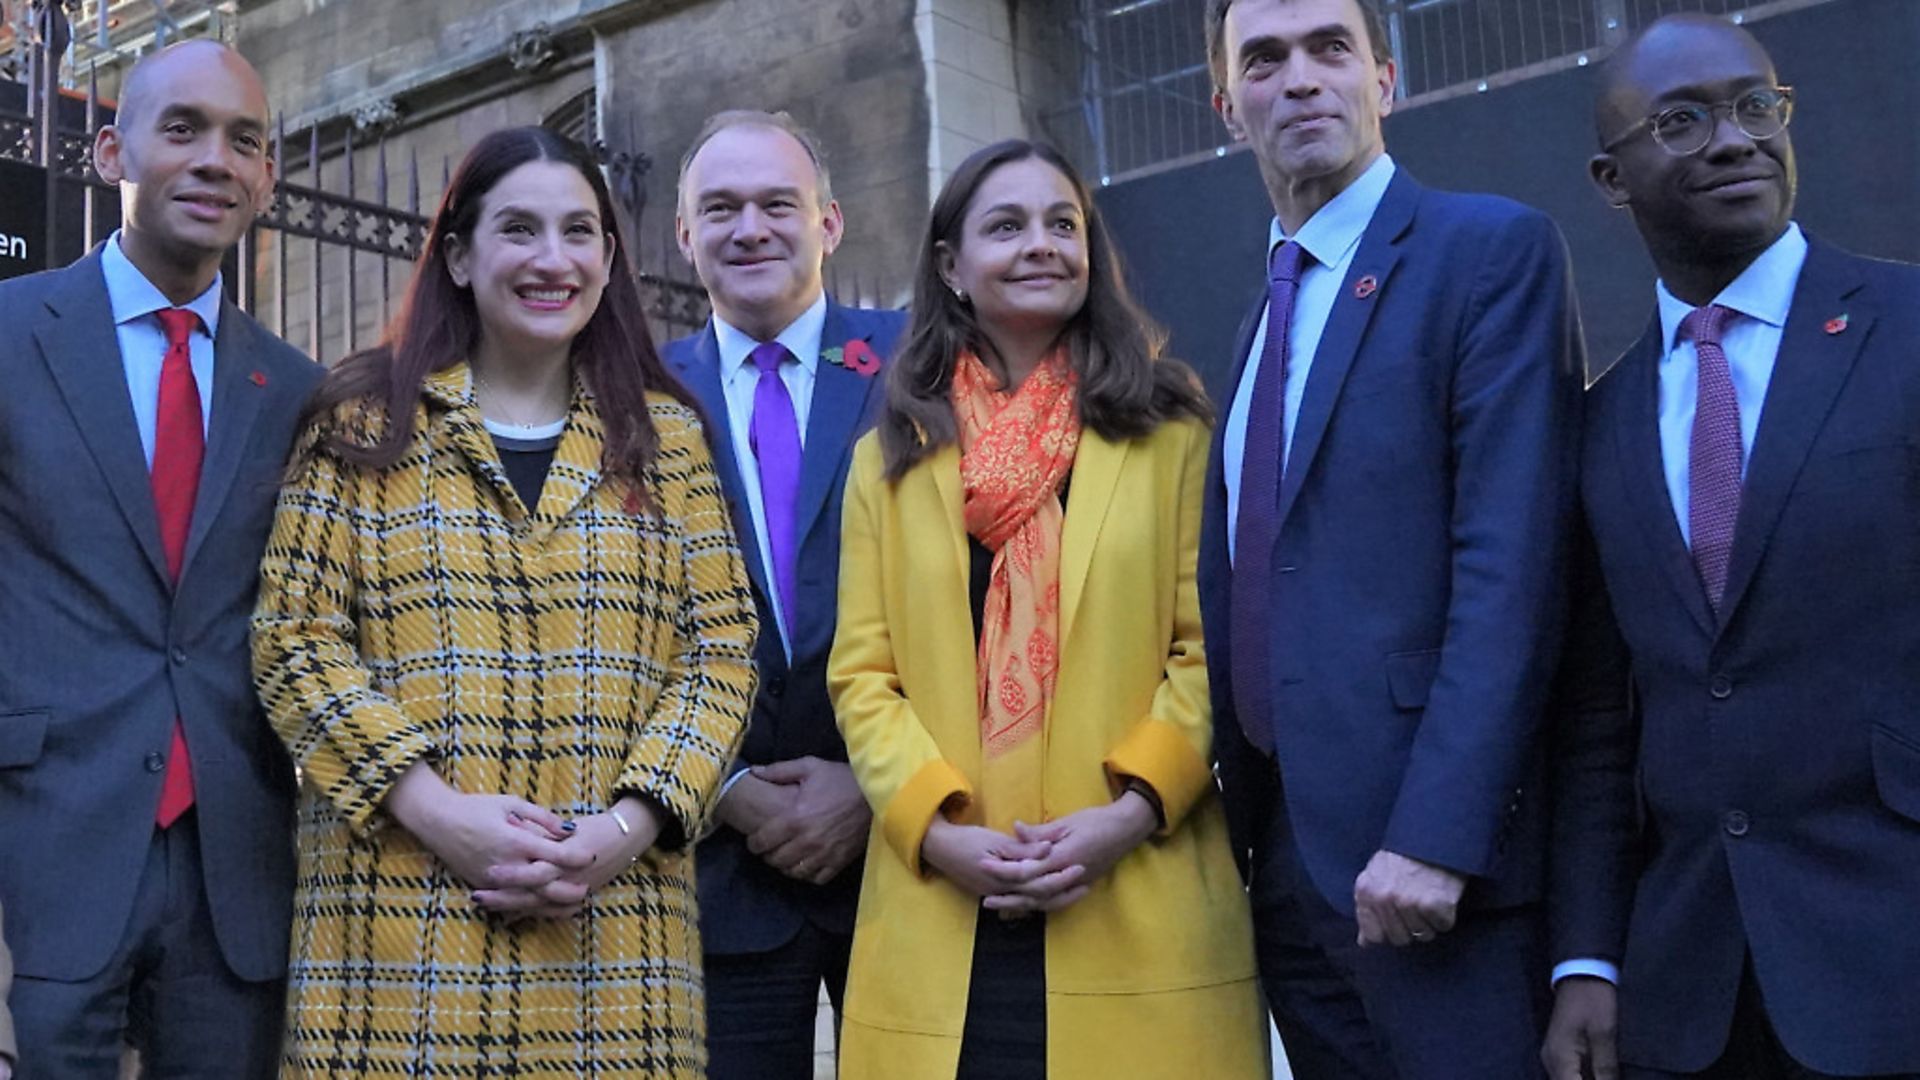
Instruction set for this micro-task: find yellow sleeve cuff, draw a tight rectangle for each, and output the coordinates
[883,757,973,877]
[1104,717,1212,834]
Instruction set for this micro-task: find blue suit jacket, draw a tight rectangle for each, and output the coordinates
[0,251,322,982]
[1199,169,1584,916]
[1550,242,1920,1076]
[664,299,906,955]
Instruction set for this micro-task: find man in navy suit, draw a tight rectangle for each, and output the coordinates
[1199,1,1584,1075]
[1543,17,1920,1080]
[0,40,320,1077]
[664,109,905,1079]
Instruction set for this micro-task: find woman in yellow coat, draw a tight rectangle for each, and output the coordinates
[828,139,1267,1079]
[251,127,755,1076]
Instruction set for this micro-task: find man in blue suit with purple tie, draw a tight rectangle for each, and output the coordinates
[663,109,905,1080]
[1199,1,1585,1075]
[1544,16,1920,1080]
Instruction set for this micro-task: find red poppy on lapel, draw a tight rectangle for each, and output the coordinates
[1824,313,1849,335]
[250,371,268,387]
[1354,275,1378,300]
[823,337,883,377]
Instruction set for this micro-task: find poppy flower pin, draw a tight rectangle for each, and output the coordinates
[1354,275,1379,300]
[1824,313,1849,335]
[249,370,268,387]
[823,337,883,377]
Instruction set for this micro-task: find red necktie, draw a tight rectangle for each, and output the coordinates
[1682,304,1742,614]
[152,308,202,827]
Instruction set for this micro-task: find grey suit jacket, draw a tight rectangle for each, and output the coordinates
[0,251,323,982]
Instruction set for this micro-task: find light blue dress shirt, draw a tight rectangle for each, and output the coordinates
[713,290,827,657]
[102,230,223,467]
[1549,223,1810,992]
[1223,153,1396,564]
[1656,223,1807,544]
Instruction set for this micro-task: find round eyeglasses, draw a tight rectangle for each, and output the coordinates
[1603,85,1795,157]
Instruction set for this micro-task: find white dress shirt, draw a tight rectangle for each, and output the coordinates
[101,230,222,465]
[1223,154,1397,564]
[1656,223,1808,544]
[712,291,827,656]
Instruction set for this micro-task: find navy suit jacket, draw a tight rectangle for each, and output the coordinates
[664,299,906,955]
[0,251,322,982]
[1550,242,1920,1076]
[1200,169,1584,916]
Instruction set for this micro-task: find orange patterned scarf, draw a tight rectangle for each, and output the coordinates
[954,346,1080,761]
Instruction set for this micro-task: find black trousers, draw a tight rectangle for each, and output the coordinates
[704,921,852,1080]
[1624,960,1920,1080]
[955,908,1047,1080]
[9,812,285,1080]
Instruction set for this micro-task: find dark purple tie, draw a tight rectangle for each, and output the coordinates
[749,341,802,629]
[1683,304,1742,613]
[1230,242,1308,754]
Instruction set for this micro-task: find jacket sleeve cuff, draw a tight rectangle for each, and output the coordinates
[882,757,972,877]
[1551,958,1620,987]
[1103,718,1212,834]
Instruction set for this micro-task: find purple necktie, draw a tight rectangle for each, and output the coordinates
[1683,304,1743,613]
[749,341,802,629]
[1230,241,1309,755]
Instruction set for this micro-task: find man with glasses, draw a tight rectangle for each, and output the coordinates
[1545,14,1920,1080]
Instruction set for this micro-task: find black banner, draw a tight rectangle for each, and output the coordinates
[0,158,51,281]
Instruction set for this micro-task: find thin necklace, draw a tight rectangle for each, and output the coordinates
[473,367,566,430]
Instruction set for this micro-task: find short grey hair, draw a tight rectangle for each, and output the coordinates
[676,109,833,208]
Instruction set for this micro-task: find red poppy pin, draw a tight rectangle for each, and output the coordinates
[1824,313,1849,335]
[249,370,268,387]
[823,337,883,377]
[1354,275,1379,300]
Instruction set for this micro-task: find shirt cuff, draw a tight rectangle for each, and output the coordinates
[1552,958,1620,987]
[718,764,753,800]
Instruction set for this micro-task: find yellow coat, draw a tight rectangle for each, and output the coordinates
[252,367,756,1077]
[828,416,1267,1080]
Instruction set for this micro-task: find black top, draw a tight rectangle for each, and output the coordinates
[492,431,561,513]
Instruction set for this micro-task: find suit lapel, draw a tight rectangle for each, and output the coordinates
[1717,243,1872,624]
[179,301,267,579]
[671,327,774,606]
[34,255,171,586]
[1274,172,1412,530]
[1609,321,1716,637]
[1059,429,1127,651]
[793,303,880,544]
[928,442,970,590]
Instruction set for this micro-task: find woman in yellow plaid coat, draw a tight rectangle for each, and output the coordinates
[252,127,756,1077]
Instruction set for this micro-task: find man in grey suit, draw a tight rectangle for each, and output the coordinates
[0,39,321,1077]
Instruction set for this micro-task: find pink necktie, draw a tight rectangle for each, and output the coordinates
[152,308,202,828]
[1682,304,1742,614]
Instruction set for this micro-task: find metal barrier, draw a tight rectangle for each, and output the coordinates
[1041,0,1839,184]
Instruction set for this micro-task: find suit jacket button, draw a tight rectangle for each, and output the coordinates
[1723,810,1751,837]
[170,647,188,666]
[144,751,165,773]
[1709,675,1733,699]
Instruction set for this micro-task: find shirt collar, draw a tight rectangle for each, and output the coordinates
[1657,222,1807,354]
[714,291,828,379]
[1267,153,1397,270]
[100,229,224,339]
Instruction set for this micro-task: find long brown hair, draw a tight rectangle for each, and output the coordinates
[877,139,1210,479]
[298,126,692,490]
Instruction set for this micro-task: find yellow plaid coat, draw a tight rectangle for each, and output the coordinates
[252,366,756,1077]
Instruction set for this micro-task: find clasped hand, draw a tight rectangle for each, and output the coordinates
[386,764,659,922]
[921,792,1158,916]
[720,756,871,886]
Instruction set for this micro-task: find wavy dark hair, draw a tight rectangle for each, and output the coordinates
[297,125,693,493]
[877,139,1210,479]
